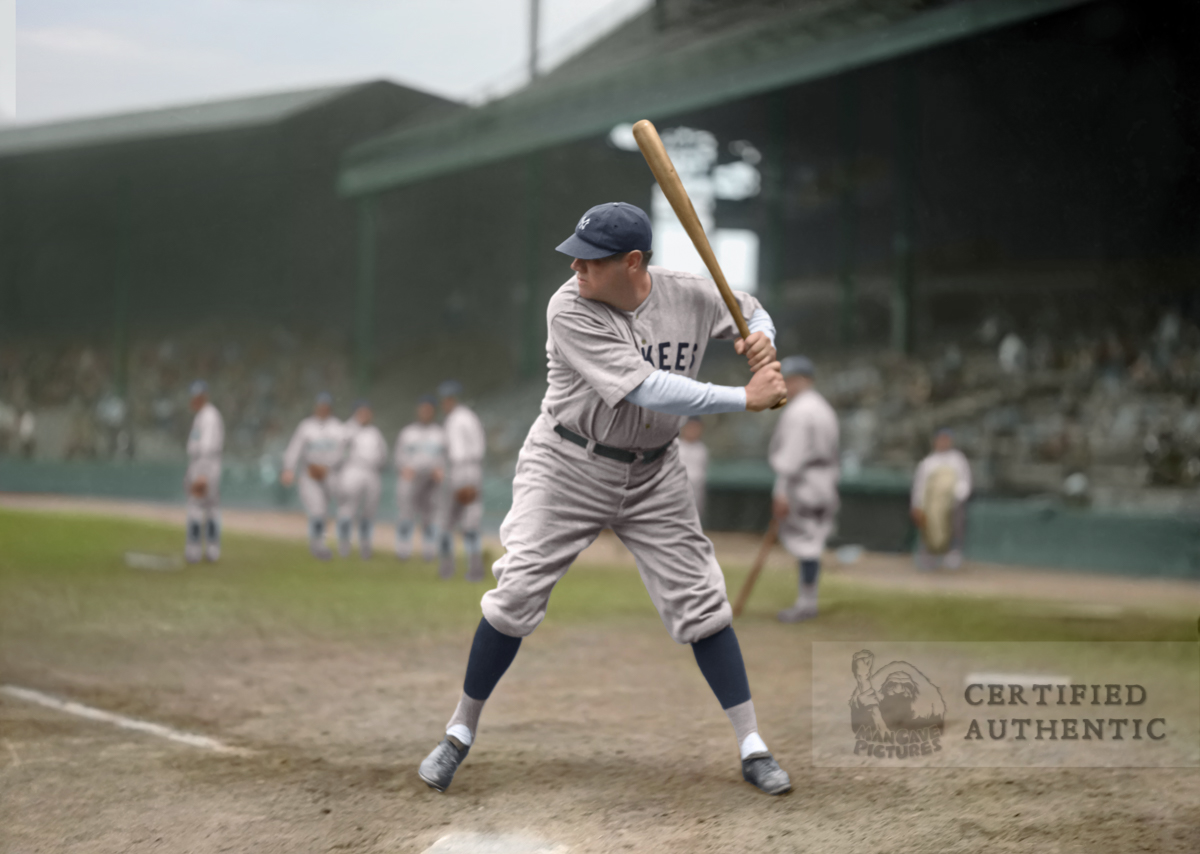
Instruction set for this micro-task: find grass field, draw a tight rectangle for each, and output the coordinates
[2,508,1198,853]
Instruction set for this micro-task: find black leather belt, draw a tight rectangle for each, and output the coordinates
[554,424,672,464]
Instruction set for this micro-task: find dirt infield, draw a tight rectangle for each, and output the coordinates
[2,501,1199,853]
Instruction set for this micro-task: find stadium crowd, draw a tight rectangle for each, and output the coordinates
[1,308,1198,511]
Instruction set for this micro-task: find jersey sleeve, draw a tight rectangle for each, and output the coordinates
[282,421,307,472]
[708,289,764,341]
[550,307,656,408]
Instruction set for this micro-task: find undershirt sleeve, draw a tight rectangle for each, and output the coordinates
[624,370,747,416]
[746,308,777,347]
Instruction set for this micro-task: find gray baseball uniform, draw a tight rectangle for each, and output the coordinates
[439,405,485,537]
[395,421,447,557]
[768,388,840,560]
[185,401,223,561]
[481,266,762,644]
[283,415,345,520]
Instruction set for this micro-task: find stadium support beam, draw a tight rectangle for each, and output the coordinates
[891,60,918,356]
[519,153,545,378]
[838,73,860,348]
[761,90,787,313]
[354,195,377,396]
[113,180,132,399]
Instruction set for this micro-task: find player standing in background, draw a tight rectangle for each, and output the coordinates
[336,400,389,559]
[678,416,709,522]
[911,428,972,570]
[769,356,840,623]
[185,380,224,563]
[394,396,447,561]
[418,202,791,796]
[436,380,486,582]
[281,393,344,560]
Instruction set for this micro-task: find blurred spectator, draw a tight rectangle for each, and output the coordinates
[911,429,972,571]
[17,410,36,458]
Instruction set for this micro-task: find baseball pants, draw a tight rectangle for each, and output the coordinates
[185,460,221,554]
[778,504,835,561]
[299,473,336,519]
[481,417,731,644]
[439,483,483,554]
[338,467,381,523]
[397,471,441,551]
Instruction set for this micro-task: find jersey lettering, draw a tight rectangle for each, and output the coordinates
[674,342,690,371]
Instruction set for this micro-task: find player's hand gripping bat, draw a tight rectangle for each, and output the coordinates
[632,119,786,409]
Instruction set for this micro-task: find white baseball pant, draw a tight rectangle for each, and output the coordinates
[481,417,731,644]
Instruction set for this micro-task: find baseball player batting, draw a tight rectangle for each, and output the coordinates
[418,201,791,796]
[185,380,224,563]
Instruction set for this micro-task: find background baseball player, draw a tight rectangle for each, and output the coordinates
[418,201,792,797]
[394,395,446,561]
[436,380,486,581]
[911,428,972,570]
[769,356,840,623]
[336,400,388,559]
[185,380,224,563]
[281,392,344,559]
[677,416,709,523]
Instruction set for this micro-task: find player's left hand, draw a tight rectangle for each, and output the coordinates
[735,331,776,373]
[189,477,208,498]
[454,485,479,505]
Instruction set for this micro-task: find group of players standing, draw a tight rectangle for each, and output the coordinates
[183,379,486,580]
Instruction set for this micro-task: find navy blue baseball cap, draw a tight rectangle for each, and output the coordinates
[555,202,652,260]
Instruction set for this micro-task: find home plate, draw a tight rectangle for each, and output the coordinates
[421,832,568,854]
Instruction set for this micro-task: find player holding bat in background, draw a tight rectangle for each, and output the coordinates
[418,199,792,796]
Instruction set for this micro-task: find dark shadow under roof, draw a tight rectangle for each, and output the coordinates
[339,0,1094,197]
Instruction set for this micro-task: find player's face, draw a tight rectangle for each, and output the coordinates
[315,402,332,419]
[571,252,641,304]
[934,433,954,452]
[417,402,435,424]
[189,394,205,413]
[355,406,372,425]
[682,420,703,442]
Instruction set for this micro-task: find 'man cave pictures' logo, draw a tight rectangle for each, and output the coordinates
[849,649,946,760]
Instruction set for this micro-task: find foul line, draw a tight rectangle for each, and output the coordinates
[0,685,251,756]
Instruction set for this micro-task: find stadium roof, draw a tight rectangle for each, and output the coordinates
[339,0,1095,197]
[0,80,440,158]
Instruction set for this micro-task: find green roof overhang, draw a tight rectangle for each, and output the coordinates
[338,0,1094,197]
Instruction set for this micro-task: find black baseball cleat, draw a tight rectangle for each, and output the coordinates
[742,752,792,795]
[418,737,470,792]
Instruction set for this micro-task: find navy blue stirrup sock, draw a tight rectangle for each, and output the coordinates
[691,625,752,710]
[801,559,820,586]
[462,617,522,701]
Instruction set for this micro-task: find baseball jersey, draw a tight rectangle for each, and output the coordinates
[444,405,485,489]
[395,423,447,473]
[678,438,709,491]
[283,416,345,472]
[911,449,972,508]
[187,402,224,464]
[769,389,840,510]
[341,422,389,473]
[542,266,762,451]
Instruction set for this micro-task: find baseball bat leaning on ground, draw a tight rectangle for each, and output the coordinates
[631,118,785,409]
[732,517,780,617]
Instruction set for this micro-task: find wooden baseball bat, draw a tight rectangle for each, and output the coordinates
[632,119,785,409]
[732,517,779,618]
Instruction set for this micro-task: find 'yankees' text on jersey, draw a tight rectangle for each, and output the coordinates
[543,266,762,450]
